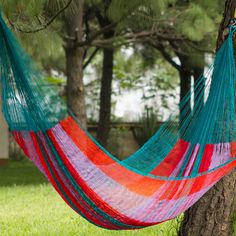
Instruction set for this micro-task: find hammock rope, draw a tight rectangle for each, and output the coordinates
[1,13,236,229]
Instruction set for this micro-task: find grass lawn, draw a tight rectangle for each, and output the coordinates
[0,160,180,236]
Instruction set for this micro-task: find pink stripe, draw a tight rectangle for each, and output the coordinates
[170,144,190,177]
[49,125,236,223]
[12,127,236,225]
[37,133,119,229]
[50,125,155,224]
[182,144,200,177]
[13,131,46,176]
[209,143,231,169]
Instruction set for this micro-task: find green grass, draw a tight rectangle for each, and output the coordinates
[0,160,180,236]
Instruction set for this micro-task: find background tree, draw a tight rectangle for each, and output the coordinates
[179,1,236,235]
[105,0,222,140]
[93,0,115,147]
[62,1,87,128]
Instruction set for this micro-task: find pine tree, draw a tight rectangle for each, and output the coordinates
[179,1,236,235]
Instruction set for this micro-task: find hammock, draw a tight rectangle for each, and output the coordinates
[1,13,236,230]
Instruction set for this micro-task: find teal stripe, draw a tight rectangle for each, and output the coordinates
[34,134,98,227]
[42,132,141,229]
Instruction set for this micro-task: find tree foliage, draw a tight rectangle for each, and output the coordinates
[0,0,227,121]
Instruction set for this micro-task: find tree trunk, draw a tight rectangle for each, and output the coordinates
[97,46,114,147]
[96,3,115,147]
[64,0,87,128]
[179,66,191,127]
[179,69,191,104]
[179,172,236,236]
[193,64,205,112]
[179,1,236,235]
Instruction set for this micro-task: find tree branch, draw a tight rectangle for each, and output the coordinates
[83,47,100,69]
[77,30,185,48]
[150,41,181,71]
[91,31,183,48]
[185,41,214,54]
[7,0,73,33]
[75,22,117,47]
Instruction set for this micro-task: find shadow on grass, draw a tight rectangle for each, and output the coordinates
[0,159,47,187]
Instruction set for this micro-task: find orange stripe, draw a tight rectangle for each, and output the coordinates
[59,116,236,198]
[230,142,236,157]
[60,117,164,196]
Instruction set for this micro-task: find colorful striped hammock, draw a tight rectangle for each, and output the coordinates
[1,13,236,230]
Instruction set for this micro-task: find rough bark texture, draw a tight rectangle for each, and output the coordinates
[64,0,87,128]
[216,0,236,50]
[179,1,236,235]
[179,173,236,236]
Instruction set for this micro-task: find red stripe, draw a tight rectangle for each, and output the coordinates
[59,117,165,197]
[151,139,189,176]
[30,132,118,230]
[39,133,122,229]
[12,131,29,157]
[181,145,199,177]
[58,117,236,197]
[12,127,236,220]
[47,129,156,228]
[198,144,214,173]
[230,142,236,157]
[189,160,236,195]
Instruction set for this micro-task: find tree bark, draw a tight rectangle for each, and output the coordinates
[179,173,236,236]
[64,0,87,128]
[96,45,114,147]
[96,2,115,147]
[193,63,205,113]
[178,54,192,127]
[216,0,236,50]
[179,1,236,235]
[179,69,191,104]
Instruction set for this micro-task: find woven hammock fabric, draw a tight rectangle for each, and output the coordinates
[1,13,236,230]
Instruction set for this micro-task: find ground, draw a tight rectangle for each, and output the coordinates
[0,160,180,236]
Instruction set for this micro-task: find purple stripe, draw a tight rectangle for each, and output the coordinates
[183,144,200,177]
[170,143,191,177]
[15,127,234,225]
[50,124,222,223]
[21,131,46,177]
[37,132,120,229]
[209,143,230,169]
